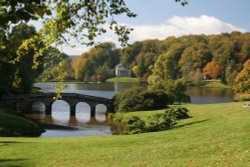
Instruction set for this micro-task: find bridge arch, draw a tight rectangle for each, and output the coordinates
[29,101,46,113]
[95,104,107,122]
[76,102,91,111]
[96,104,107,113]
[75,102,91,122]
[51,100,70,119]
[11,100,27,113]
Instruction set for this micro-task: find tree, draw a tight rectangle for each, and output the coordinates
[1,0,137,47]
[233,59,250,95]
[192,69,204,85]
[0,23,44,94]
[179,42,212,81]
[1,0,187,94]
[203,61,223,79]
[175,0,188,6]
[171,80,191,104]
[0,0,137,94]
[153,43,184,80]
[149,79,190,104]
[212,39,237,83]
[134,52,156,78]
[72,52,90,81]
[113,87,172,112]
[38,56,74,82]
[72,42,118,82]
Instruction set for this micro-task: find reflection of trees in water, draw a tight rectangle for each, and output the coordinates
[73,83,114,91]
[187,87,233,98]
[73,82,146,92]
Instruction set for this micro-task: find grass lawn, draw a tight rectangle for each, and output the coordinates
[0,102,250,167]
[202,80,231,89]
[106,77,139,83]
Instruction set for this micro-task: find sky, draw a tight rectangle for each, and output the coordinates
[59,0,250,55]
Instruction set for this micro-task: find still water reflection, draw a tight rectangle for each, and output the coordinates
[32,82,234,137]
[187,87,234,104]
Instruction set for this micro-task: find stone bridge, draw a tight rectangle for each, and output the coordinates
[2,93,113,117]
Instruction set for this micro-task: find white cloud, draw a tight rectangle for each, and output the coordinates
[63,15,246,55]
[128,15,246,41]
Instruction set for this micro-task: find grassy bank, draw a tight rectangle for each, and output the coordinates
[0,105,44,137]
[201,80,231,89]
[0,102,249,166]
[106,77,140,83]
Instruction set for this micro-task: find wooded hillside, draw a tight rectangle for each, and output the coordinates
[69,31,249,85]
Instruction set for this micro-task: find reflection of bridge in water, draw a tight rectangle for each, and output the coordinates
[33,114,111,128]
[2,93,113,117]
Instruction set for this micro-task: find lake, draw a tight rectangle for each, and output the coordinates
[31,82,234,137]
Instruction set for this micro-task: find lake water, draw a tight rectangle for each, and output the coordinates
[32,82,234,138]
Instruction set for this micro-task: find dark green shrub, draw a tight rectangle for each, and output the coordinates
[165,107,190,120]
[113,87,173,112]
[112,107,191,135]
[123,116,146,134]
[113,87,146,111]
[146,113,176,132]
[139,90,172,110]
[117,96,144,112]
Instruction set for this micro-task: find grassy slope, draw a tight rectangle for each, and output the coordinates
[202,80,231,89]
[0,102,250,167]
[0,106,44,137]
[106,77,139,83]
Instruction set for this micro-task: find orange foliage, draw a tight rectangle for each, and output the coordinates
[233,59,250,94]
[203,61,223,79]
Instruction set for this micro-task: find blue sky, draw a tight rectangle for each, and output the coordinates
[60,0,250,55]
[118,0,250,29]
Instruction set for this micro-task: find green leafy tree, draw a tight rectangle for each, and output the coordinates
[153,43,184,80]
[72,42,118,82]
[179,43,211,81]
[192,69,204,85]
[0,23,44,94]
[134,52,156,78]
[149,79,190,104]
[171,80,191,104]
[0,0,137,94]
[212,39,237,83]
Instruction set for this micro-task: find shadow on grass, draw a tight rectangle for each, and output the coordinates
[171,119,209,130]
[0,141,26,144]
[0,141,33,147]
[0,158,27,163]
[0,158,30,167]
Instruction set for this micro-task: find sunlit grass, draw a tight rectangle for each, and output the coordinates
[106,77,139,83]
[0,101,249,166]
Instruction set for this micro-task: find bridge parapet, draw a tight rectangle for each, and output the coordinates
[2,93,113,117]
